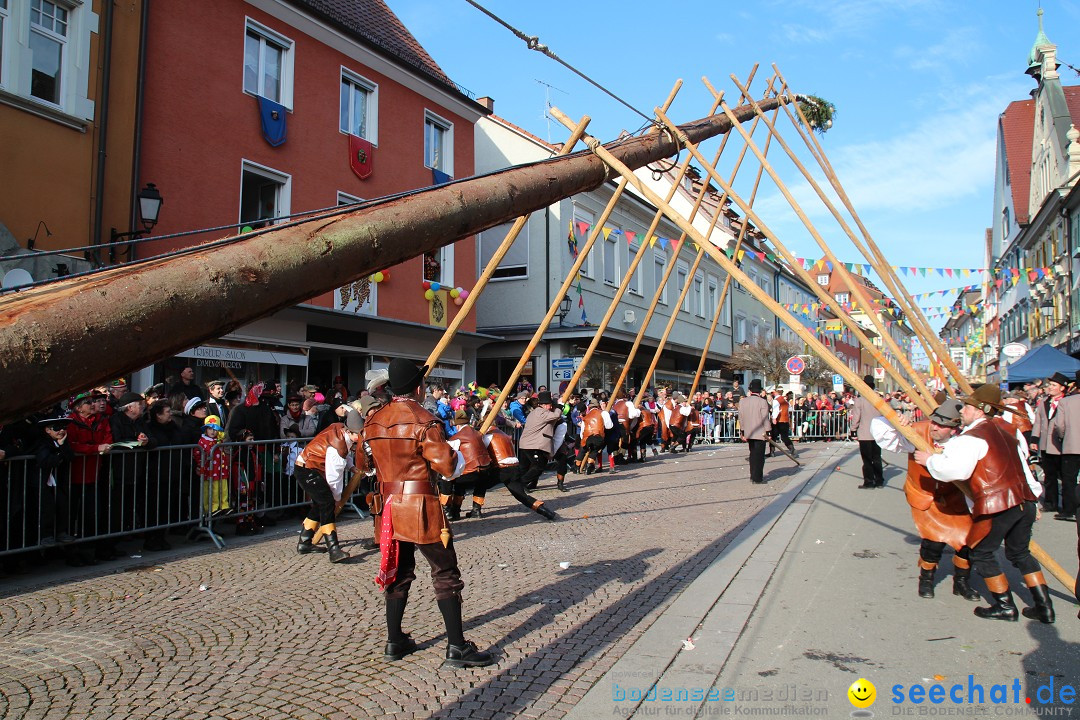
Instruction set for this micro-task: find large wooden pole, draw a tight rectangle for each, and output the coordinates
[721,77,937,407]
[654,106,935,418]
[773,67,972,396]
[424,117,591,372]
[0,100,785,423]
[688,77,779,397]
[556,79,700,404]
[478,175,633,435]
[551,108,932,453]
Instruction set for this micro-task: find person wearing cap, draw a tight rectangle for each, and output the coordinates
[739,380,772,485]
[1045,372,1079,522]
[1031,372,1069,516]
[914,384,1052,623]
[292,409,364,562]
[514,391,563,509]
[364,357,493,668]
[34,413,77,551]
[848,375,886,489]
[871,397,983,601]
[106,379,129,415]
[195,415,232,519]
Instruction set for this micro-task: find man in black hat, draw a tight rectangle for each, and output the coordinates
[514,390,562,512]
[848,375,885,488]
[915,384,1051,623]
[739,380,771,484]
[35,413,76,547]
[364,357,493,667]
[1031,372,1069,516]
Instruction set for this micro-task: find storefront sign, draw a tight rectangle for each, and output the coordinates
[178,346,308,367]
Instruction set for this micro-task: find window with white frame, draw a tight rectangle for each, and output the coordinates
[423,244,454,286]
[479,221,528,280]
[337,191,363,206]
[835,292,849,305]
[628,243,641,295]
[240,160,291,230]
[574,207,595,279]
[244,19,293,108]
[339,68,377,142]
[707,276,718,319]
[694,272,705,317]
[817,274,829,286]
[29,0,68,105]
[735,314,746,343]
[424,110,453,174]
[677,262,689,312]
[654,250,667,304]
[0,0,9,87]
[603,228,619,285]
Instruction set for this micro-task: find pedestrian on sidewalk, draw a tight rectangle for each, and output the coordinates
[914,384,1053,624]
[739,380,771,485]
[849,375,886,488]
[365,358,494,667]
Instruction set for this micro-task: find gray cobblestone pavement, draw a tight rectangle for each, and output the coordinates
[0,442,826,720]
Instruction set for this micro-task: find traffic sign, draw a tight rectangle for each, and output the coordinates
[832,374,843,386]
[785,356,806,375]
[873,367,886,380]
[551,358,575,369]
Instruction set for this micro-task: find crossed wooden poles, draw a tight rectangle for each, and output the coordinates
[419,67,1072,592]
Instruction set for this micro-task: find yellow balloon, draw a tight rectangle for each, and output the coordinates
[424,289,435,301]
[374,271,385,283]
[450,288,460,298]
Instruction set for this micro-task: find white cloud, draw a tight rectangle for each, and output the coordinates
[895,26,984,72]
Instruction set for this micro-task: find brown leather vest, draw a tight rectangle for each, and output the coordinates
[965,418,1035,517]
[666,400,687,430]
[581,408,607,443]
[776,397,790,424]
[364,399,450,496]
[297,423,350,473]
[1002,398,1033,435]
[454,425,492,475]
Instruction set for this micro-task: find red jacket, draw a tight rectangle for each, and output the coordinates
[66,412,113,484]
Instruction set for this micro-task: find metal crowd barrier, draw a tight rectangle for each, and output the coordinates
[0,437,335,557]
[692,409,851,443]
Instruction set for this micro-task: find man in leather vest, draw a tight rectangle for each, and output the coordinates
[364,358,494,667]
[871,397,983,601]
[915,384,1052,623]
[293,409,364,562]
[739,380,771,484]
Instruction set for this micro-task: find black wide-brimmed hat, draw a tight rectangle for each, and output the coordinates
[1049,372,1071,387]
[387,358,428,395]
[536,391,554,405]
[862,374,875,389]
[748,379,763,393]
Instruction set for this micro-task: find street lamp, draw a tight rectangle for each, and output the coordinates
[110,183,165,263]
[1040,299,1054,319]
[556,294,573,326]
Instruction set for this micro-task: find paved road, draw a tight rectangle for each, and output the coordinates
[0,441,818,720]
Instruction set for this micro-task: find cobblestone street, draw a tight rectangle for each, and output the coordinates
[0,444,832,720]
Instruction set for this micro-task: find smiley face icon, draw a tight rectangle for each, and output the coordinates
[848,678,876,708]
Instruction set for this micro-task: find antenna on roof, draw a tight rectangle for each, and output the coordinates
[536,78,568,143]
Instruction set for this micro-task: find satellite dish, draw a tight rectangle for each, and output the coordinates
[2,268,34,289]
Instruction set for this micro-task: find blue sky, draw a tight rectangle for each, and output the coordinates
[387,0,1080,331]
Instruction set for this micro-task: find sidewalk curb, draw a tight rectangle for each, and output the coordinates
[564,444,856,720]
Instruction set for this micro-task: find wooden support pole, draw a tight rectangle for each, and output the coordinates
[556,108,932,453]
[425,117,591,371]
[773,67,972,396]
[654,106,935,418]
[688,77,779,397]
[557,79,701,404]
[639,246,707,396]
[479,175,633,434]
[720,76,937,407]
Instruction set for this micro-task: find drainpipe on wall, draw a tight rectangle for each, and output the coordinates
[128,0,150,262]
[90,0,117,265]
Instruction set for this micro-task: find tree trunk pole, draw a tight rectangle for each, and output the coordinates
[425,116,591,372]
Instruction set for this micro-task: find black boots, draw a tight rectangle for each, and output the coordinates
[974,591,1019,621]
[1022,585,1056,624]
[297,526,326,554]
[918,567,936,598]
[952,568,981,601]
[557,475,568,492]
[324,530,350,563]
[465,502,483,519]
[384,598,417,660]
[445,640,495,668]
[444,504,460,521]
[534,503,556,521]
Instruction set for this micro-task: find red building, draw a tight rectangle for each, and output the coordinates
[134,0,489,393]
